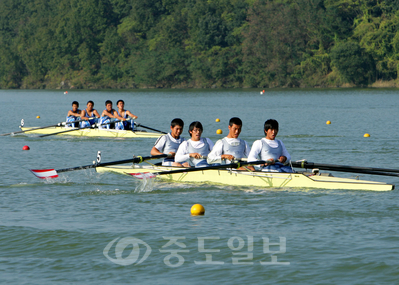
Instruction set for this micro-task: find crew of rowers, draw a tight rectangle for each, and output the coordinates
[151,117,294,173]
[66,100,293,173]
[66,100,138,130]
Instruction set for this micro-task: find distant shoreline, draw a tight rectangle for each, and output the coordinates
[7,79,399,90]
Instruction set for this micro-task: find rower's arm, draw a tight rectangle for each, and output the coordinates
[207,140,224,164]
[151,146,163,156]
[80,110,89,120]
[126,110,138,120]
[279,140,291,162]
[93,109,100,118]
[247,140,262,162]
[101,110,115,118]
[151,135,167,156]
[67,110,81,117]
[113,110,124,121]
[175,141,190,163]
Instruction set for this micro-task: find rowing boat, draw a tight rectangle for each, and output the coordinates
[95,164,395,191]
[19,127,162,138]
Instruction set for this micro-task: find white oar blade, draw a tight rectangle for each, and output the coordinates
[127,172,157,179]
[30,169,59,179]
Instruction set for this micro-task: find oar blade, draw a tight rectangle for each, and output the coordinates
[30,169,59,179]
[127,172,157,179]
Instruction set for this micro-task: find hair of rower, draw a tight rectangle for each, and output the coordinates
[72,101,79,107]
[229,117,242,127]
[188,121,203,136]
[264,119,279,135]
[105,100,112,106]
[171,118,184,128]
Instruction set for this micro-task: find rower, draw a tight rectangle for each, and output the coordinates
[150,118,188,167]
[99,100,116,129]
[80,100,100,128]
[66,101,81,128]
[175,121,214,167]
[207,117,254,171]
[114,100,138,130]
[247,119,294,173]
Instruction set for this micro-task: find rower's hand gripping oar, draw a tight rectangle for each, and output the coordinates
[0,118,88,136]
[30,152,169,179]
[134,122,167,134]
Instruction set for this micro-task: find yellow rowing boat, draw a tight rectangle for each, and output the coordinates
[96,164,395,191]
[20,127,162,138]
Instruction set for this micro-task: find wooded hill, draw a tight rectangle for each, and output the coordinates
[1,0,399,89]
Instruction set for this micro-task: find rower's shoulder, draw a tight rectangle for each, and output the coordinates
[251,139,263,147]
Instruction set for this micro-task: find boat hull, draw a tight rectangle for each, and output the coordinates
[96,165,395,191]
[20,127,162,138]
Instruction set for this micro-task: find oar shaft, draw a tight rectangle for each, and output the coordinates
[148,160,399,178]
[57,154,167,173]
[304,165,399,177]
[292,161,399,175]
[135,123,167,134]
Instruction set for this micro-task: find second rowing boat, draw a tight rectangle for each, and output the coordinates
[20,126,162,138]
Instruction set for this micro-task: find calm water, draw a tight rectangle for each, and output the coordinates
[1,89,399,284]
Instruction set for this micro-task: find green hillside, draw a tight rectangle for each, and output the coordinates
[1,0,399,89]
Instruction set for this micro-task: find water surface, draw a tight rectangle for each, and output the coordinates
[1,89,399,284]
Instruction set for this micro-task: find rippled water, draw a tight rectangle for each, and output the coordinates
[1,89,399,284]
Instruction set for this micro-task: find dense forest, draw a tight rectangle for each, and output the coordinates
[1,0,399,89]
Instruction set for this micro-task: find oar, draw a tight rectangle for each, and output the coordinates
[291,160,399,177]
[38,117,109,137]
[128,159,399,180]
[134,122,167,134]
[30,154,168,179]
[0,117,87,136]
[127,160,273,179]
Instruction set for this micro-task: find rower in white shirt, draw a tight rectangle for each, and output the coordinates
[247,119,294,173]
[150,118,188,167]
[175,121,214,167]
[207,117,254,171]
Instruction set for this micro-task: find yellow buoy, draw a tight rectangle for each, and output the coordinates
[215,118,220,122]
[364,133,370,137]
[326,120,331,125]
[191,204,205,216]
[216,129,222,134]
[36,116,40,119]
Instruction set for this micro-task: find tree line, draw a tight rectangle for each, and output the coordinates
[1,0,398,89]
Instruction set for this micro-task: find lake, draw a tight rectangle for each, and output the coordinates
[1,88,399,284]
